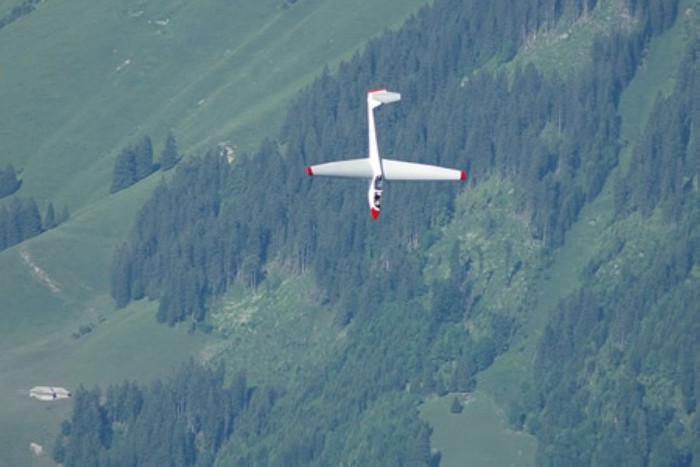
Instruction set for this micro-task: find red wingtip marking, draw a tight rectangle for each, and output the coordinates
[460,170,467,181]
[370,208,380,220]
[306,166,313,176]
[368,87,387,94]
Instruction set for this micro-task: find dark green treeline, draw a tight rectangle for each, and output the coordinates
[514,30,699,465]
[0,161,68,252]
[53,362,252,466]
[61,0,697,464]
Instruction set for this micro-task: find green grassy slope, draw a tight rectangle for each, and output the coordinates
[0,0,430,464]
[430,0,694,461]
[421,391,536,466]
[3,0,691,463]
[0,0,429,211]
[479,0,691,404]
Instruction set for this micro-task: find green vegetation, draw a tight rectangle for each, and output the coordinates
[0,0,430,211]
[70,0,696,464]
[0,0,430,464]
[1,0,697,465]
[0,196,68,252]
[511,23,699,463]
[0,0,41,31]
[54,362,251,465]
[109,136,157,194]
[421,392,536,466]
[0,162,21,197]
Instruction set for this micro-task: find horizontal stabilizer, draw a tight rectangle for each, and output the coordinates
[306,158,373,179]
[383,159,466,181]
[368,88,401,106]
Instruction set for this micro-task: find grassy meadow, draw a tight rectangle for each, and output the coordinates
[0,0,692,464]
[0,0,429,463]
[420,391,537,466]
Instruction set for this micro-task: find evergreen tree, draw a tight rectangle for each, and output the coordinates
[19,198,43,238]
[134,135,155,180]
[160,131,180,171]
[110,136,157,193]
[0,162,21,198]
[5,198,23,246]
[43,202,57,230]
[0,206,8,250]
[51,434,66,464]
[450,396,463,414]
[110,243,132,309]
[110,147,136,193]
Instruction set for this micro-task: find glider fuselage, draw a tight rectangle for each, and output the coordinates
[367,89,386,219]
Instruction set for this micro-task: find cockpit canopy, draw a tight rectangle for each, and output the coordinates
[370,175,383,209]
[373,192,382,208]
[373,175,384,191]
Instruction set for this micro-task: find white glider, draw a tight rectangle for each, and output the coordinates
[305,88,466,219]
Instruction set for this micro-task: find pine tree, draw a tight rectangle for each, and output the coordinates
[450,396,463,414]
[110,147,136,193]
[134,136,155,181]
[43,202,57,230]
[160,131,179,171]
[111,243,132,308]
[0,162,22,198]
[19,198,43,239]
[51,434,66,464]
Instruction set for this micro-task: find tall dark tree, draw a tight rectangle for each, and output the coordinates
[134,136,155,180]
[11,197,42,240]
[0,206,8,250]
[0,196,55,251]
[110,136,157,193]
[160,131,180,171]
[0,162,22,198]
[110,147,136,193]
[110,243,132,309]
[43,202,57,230]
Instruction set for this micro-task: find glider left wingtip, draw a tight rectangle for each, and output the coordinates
[306,166,314,176]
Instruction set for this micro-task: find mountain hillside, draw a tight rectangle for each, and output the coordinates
[0,0,430,464]
[1,0,698,465]
[55,0,699,465]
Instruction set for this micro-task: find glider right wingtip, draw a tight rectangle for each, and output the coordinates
[460,170,467,181]
[306,166,314,176]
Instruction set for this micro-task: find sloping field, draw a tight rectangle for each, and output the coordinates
[421,391,536,466]
[0,0,429,210]
[0,0,429,464]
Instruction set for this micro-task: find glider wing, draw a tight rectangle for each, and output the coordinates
[382,159,466,181]
[306,158,373,179]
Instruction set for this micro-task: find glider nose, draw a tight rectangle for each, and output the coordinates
[370,208,380,220]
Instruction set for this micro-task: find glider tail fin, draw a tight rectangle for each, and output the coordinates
[368,88,401,108]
